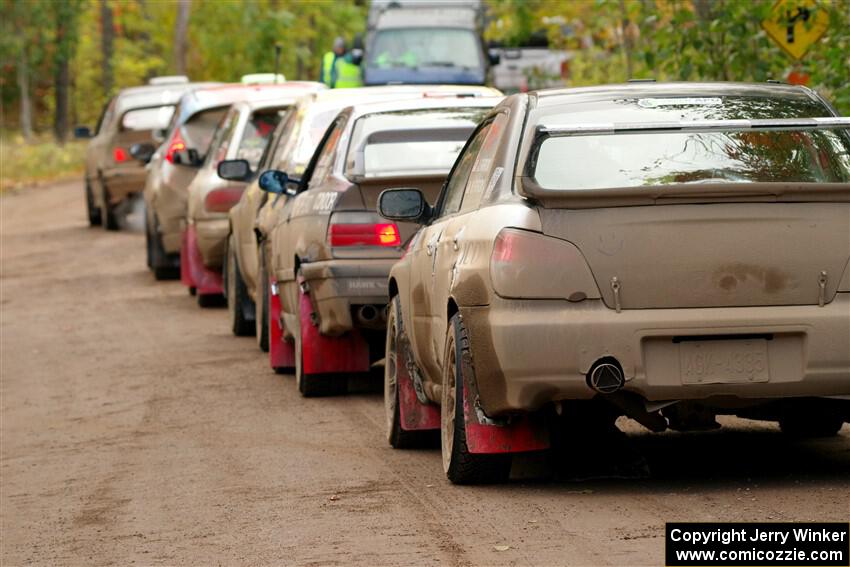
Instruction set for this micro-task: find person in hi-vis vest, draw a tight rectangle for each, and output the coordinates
[320,37,363,89]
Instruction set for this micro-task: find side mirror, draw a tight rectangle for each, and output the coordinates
[258,169,290,195]
[152,128,167,144]
[130,142,156,164]
[350,48,364,66]
[218,159,251,181]
[74,126,92,139]
[378,188,431,223]
[488,49,501,66]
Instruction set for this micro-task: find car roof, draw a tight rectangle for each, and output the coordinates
[375,7,477,29]
[308,84,501,105]
[176,82,326,123]
[347,94,501,120]
[114,82,220,115]
[529,82,821,110]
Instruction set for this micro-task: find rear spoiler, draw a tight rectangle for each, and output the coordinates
[535,117,850,138]
[519,117,850,208]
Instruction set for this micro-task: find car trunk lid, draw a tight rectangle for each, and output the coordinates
[537,200,850,309]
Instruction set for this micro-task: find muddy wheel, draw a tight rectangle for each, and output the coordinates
[294,271,344,398]
[386,296,433,448]
[85,182,102,226]
[148,214,179,280]
[256,244,270,352]
[100,180,119,231]
[780,413,843,437]
[226,236,254,337]
[197,293,224,308]
[441,314,511,485]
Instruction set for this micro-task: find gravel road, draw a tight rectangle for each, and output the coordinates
[2,181,848,566]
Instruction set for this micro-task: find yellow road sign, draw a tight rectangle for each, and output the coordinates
[762,0,830,60]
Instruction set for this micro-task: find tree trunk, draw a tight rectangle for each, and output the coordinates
[100,0,114,97]
[618,0,633,79]
[54,16,70,144]
[173,0,191,75]
[17,45,33,141]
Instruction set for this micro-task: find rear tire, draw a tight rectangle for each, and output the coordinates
[148,213,179,280]
[294,270,345,397]
[386,296,434,448]
[779,414,843,437]
[100,181,119,231]
[197,293,225,308]
[441,314,511,485]
[226,236,255,337]
[85,181,102,226]
[256,244,270,352]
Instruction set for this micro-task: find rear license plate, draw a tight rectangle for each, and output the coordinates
[679,339,769,384]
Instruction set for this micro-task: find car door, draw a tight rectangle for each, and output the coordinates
[407,119,495,380]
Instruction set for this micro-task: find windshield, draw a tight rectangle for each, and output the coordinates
[349,108,489,178]
[368,28,481,70]
[121,105,176,131]
[534,129,850,189]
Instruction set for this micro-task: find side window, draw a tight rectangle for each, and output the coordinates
[438,121,493,218]
[459,113,508,213]
[308,119,345,186]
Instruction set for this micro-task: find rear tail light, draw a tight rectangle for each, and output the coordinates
[113,147,127,162]
[164,129,186,164]
[204,187,244,213]
[490,228,601,301]
[329,223,400,247]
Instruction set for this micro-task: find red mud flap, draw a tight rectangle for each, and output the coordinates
[398,361,440,431]
[462,371,550,455]
[298,279,370,375]
[269,279,295,370]
[180,226,223,296]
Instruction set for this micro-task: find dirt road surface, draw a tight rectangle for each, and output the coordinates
[2,181,848,566]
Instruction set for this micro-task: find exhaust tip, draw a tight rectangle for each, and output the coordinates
[588,361,624,394]
[357,304,379,323]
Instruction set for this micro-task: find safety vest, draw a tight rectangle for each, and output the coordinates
[322,52,363,89]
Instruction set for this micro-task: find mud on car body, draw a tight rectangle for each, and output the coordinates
[257,96,501,395]
[78,80,217,230]
[226,85,501,351]
[142,82,324,280]
[379,82,850,484]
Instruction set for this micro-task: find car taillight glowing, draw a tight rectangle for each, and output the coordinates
[204,187,244,213]
[113,147,127,162]
[329,223,400,247]
[165,129,186,164]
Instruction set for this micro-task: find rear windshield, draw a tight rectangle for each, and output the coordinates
[236,109,287,169]
[349,107,489,177]
[121,105,175,131]
[368,28,482,70]
[180,107,228,154]
[532,96,850,189]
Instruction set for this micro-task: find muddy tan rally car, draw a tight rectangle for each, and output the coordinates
[226,85,501,346]
[78,80,216,230]
[182,101,292,306]
[258,96,501,395]
[377,83,850,484]
[141,82,324,279]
